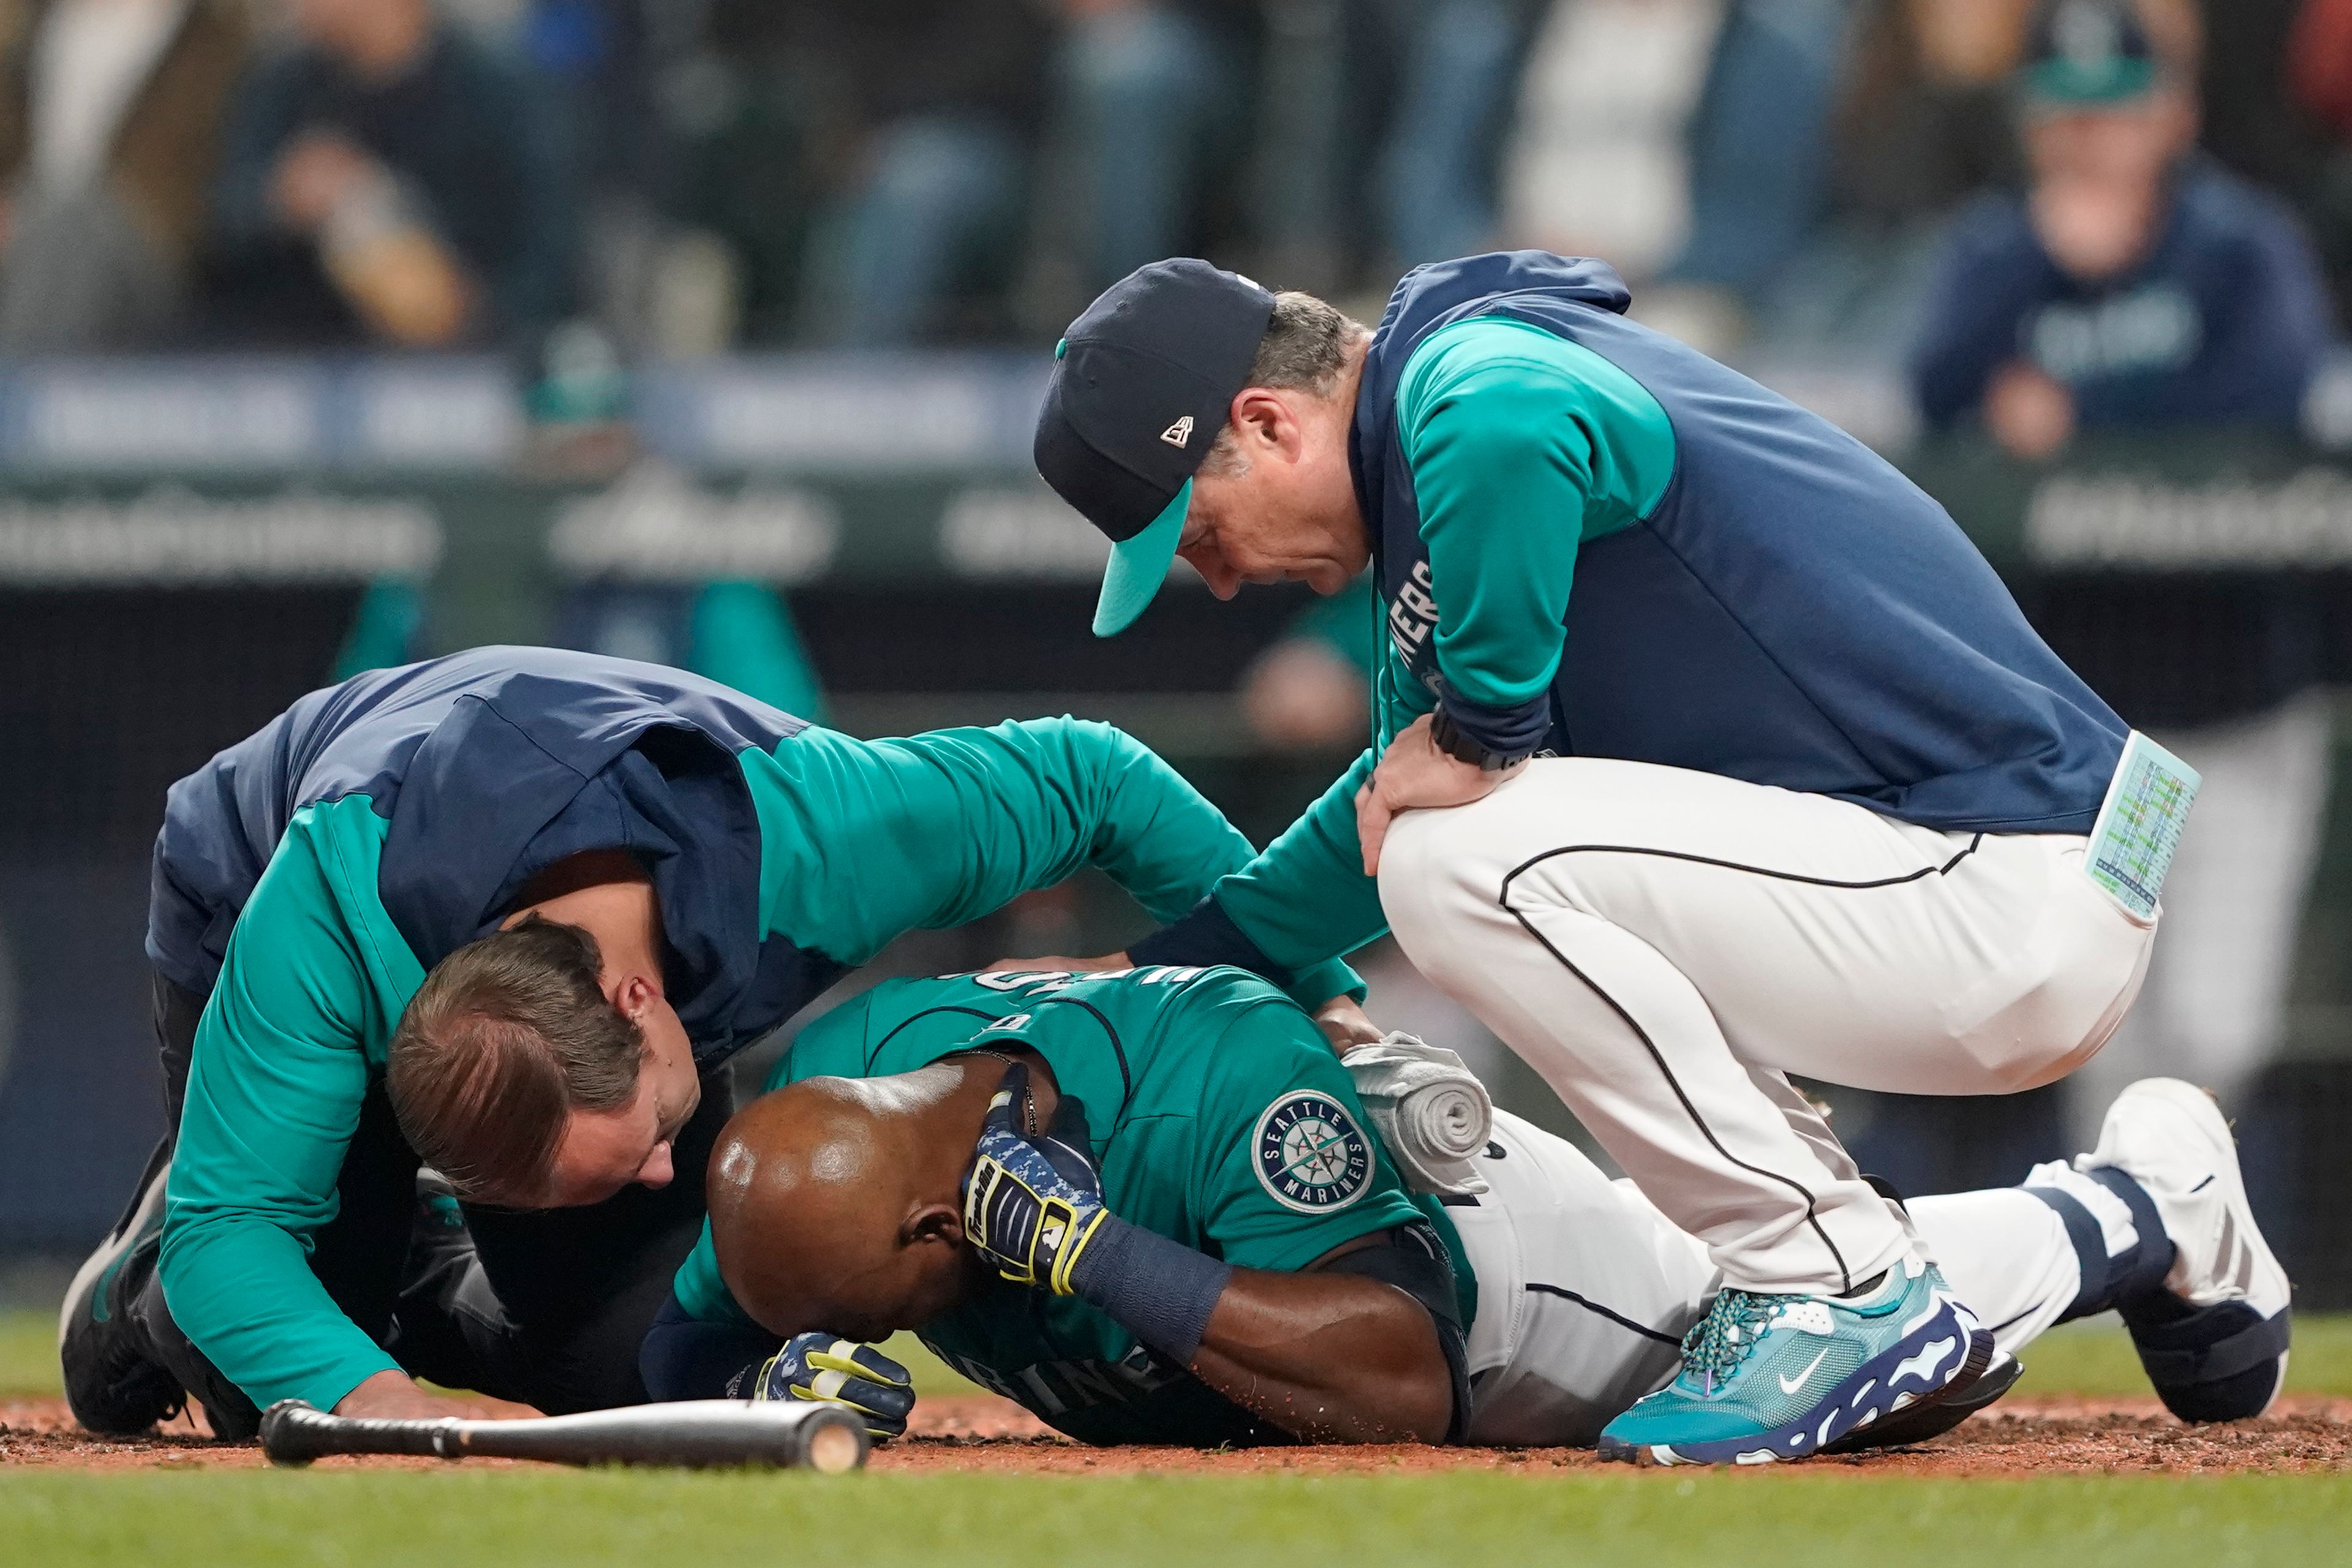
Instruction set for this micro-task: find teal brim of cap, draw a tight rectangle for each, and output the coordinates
[1092,480,1190,638]
[2022,56,2158,106]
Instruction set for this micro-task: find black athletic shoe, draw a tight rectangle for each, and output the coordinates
[1822,1349,2025,1453]
[58,1159,184,1435]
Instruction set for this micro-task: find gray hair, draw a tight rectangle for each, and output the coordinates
[1200,291,1370,478]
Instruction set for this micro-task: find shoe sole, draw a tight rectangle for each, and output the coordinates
[1598,1306,1996,1467]
[58,1163,170,1352]
[1822,1349,2022,1454]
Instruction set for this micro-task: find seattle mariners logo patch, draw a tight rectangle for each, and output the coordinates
[1253,1091,1373,1213]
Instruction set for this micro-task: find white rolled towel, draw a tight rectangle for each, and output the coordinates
[1344,1031,1493,1197]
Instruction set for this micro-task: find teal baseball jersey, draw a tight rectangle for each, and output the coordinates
[673,965,1473,1446]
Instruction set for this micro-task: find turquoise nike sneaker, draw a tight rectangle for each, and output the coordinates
[1597,1253,1994,1466]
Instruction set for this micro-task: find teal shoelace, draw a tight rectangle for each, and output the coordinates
[1681,1289,1777,1395]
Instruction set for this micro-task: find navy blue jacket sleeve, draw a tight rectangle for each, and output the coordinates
[639,1292,781,1402]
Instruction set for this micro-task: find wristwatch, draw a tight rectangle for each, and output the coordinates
[1429,707,1533,772]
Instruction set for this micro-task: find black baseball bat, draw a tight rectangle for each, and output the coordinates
[259,1399,870,1472]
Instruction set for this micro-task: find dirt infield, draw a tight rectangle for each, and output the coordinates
[4,1392,2348,1476]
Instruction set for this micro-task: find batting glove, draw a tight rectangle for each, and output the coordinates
[962,1065,1107,1295]
[737,1333,915,1441]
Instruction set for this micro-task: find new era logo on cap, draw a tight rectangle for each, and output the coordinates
[1033,258,1275,636]
[1033,259,1274,546]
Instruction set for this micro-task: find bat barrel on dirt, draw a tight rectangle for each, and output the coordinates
[259,1399,870,1473]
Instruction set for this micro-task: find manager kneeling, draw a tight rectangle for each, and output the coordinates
[1022,251,2184,1461]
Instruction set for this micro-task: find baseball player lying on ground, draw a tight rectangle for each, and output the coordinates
[60,647,1366,1442]
[642,967,2290,1460]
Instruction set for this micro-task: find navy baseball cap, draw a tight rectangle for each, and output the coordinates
[2021,0,2159,105]
[1034,259,1275,637]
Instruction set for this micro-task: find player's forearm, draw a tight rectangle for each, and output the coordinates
[1144,751,1389,977]
[1189,1267,1453,1444]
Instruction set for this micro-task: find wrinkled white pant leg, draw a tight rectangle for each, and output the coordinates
[1379,757,2155,1295]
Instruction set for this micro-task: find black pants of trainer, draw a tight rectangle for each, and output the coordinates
[123,974,734,1439]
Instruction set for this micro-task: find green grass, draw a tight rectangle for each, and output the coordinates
[13,1312,2352,1404]
[0,1308,53,1398]
[1,1469,2345,1568]
[9,1311,2346,1568]
[18,1306,2352,1401]
[2015,1311,2352,1398]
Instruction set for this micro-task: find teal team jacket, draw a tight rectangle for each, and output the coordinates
[147,649,1361,1414]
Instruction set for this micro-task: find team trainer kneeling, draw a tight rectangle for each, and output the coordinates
[61,649,1360,1439]
[645,968,2288,1460]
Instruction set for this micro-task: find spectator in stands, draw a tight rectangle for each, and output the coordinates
[1911,0,2337,1161]
[1501,0,1850,350]
[2288,0,2352,322]
[0,0,250,350]
[1356,0,1545,271]
[1502,0,1722,286]
[682,1,1049,347]
[1912,0,2325,455]
[1669,0,1857,300]
[1049,1,1534,307]
[1238,583,1372,757]
[1049,1,1257,296]
[207,0,576,347]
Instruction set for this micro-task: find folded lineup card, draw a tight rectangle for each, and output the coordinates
[2084,730,2201,921]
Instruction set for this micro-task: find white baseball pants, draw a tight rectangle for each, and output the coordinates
[1456,1109,2093,1447]
[1379,758,2157,1297]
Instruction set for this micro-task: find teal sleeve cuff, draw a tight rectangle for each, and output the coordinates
[1292,956,1368,1006]
[300,1349,407,1414]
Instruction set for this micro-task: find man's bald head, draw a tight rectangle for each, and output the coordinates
[707,1068,978,1341]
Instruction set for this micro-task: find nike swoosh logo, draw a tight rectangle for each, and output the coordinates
[1779,1348,1830,1395]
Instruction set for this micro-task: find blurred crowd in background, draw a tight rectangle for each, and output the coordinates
[0,0,2342,376]
[4,0,2352,1290]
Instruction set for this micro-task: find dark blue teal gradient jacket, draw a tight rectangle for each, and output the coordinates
[1139,252,2128,979]
[148,646,1358,1415]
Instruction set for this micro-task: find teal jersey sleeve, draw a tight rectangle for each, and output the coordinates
[1186,997,1434,1274]
[739,718,1359,1009]
[1200,318,1674,971]
[953,972,1427,1272]
[1395,316,1676,713]
[687,581,830,725]
[157,797,427,1413]
[1198,748,1389,974]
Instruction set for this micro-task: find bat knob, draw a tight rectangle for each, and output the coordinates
[260,1400,318,1467]
[795,1407,872,1474]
